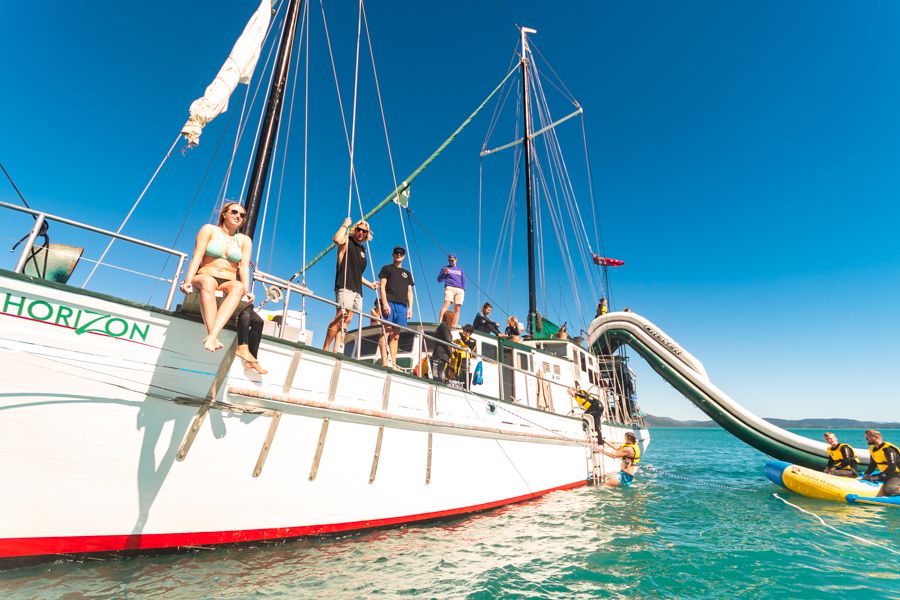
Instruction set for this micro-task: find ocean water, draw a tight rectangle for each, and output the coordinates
[2,428,898,599]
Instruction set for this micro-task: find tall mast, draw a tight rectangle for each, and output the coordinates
[243,0,305,239]
[521,27,538,333]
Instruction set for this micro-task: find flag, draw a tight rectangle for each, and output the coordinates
[592,254,624,267]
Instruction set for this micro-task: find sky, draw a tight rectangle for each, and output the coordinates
[2,1,900,422]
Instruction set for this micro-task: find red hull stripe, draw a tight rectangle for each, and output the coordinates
[0,480,586,558]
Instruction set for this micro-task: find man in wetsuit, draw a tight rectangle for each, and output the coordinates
[568,385,604,446]
[862,429,900,497]
[601,432,640,488]
[822,432,859,478]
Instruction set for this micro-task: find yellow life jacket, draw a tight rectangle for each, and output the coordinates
[826,443,856,469]
[448,338,473,378]
[622,442,641,465]
[573,391,593,411]
[869,441,900,473]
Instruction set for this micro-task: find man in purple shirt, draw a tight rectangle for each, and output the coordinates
[437,253,465,327]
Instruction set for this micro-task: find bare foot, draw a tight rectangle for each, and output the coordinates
[203,336,222,352]
[248,360,268,375]
[235,346,254,362]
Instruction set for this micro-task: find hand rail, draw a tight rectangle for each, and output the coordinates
[2,200,187,310]
[252,269,626,412]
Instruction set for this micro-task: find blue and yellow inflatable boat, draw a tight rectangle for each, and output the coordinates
[765,460,900,507]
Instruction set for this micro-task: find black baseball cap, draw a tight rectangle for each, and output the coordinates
[392,246,406,256]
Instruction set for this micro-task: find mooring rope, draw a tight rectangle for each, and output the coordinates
[640,464,758,493]
[773,493,900,556]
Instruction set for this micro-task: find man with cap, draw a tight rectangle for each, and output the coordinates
[324,217,377,353]
[378,246,415,368]
[437,252,466,327]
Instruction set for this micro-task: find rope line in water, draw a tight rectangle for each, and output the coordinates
[773,493,900,556]
[641,465,757,492]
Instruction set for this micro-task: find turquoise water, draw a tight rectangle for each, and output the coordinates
[2,428,898,598]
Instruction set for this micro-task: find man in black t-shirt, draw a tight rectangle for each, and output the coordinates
[324,217,378,353]
[378,246,414,368]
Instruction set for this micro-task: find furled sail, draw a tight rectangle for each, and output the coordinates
[181,0,274,147]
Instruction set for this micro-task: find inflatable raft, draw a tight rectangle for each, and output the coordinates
[765,460,900,507]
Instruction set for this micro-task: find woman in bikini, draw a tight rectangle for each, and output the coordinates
[180,202,265,373]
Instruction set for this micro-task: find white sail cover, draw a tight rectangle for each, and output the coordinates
[181,0,274,146]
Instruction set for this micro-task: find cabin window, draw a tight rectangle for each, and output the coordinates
[553,365,561,375]
[344,334,381,357]
[588,371,595,385]
[518,353,530,371]
[398,332,416,353]
[579,352,587,372]
[481,342,498,361]
[541,343,568,358]
[542,361,550,373]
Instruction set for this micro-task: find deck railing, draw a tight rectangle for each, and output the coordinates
[2,201,187,310]
[251,269,640,425]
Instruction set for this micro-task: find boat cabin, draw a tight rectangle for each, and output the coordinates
[343,323,643,426]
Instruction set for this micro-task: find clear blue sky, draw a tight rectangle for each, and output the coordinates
[2,1,899,422]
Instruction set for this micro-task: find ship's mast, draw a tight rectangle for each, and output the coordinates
[521,27,538,333]
[243,0,305,239]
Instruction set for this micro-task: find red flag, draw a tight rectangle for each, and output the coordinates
[592,254,624,267]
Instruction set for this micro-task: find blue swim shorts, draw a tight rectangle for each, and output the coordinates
[619,471,634,487]
[386,301,408,327]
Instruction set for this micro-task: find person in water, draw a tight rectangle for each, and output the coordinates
[324,217,378,353]
[822,432,858,477]
[601,432,640,488]
[181,202,255,357]
[862,429,900,497]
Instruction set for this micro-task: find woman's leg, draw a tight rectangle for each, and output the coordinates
[235,306,267,373]
[248,310,264,357]
[191,274,220,335]
[203,279,244,352]
[235,306,253,359]
[248,311,267,374]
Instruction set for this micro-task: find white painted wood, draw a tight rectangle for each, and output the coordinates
[0,273,648,554]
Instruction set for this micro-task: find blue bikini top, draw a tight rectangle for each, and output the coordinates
[205,229,242,263]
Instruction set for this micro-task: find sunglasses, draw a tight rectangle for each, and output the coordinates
[355,228,369,234]
[228,208,246,218]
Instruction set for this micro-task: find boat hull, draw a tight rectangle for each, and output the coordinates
[0,271,648,561]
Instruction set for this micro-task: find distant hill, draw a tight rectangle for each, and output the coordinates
[644,414,900,429]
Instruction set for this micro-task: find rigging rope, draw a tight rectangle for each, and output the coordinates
[773,493,900,556]
[82,134,181,288]
[301,0,310,286]
[405,210,436,322]
[360,0,425,327]
[0,161,31,209]
[289,63,520,282]
[265,0,308,274]
[237,8,289,212]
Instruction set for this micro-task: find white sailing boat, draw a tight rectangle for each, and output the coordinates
[0,1,649,564]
